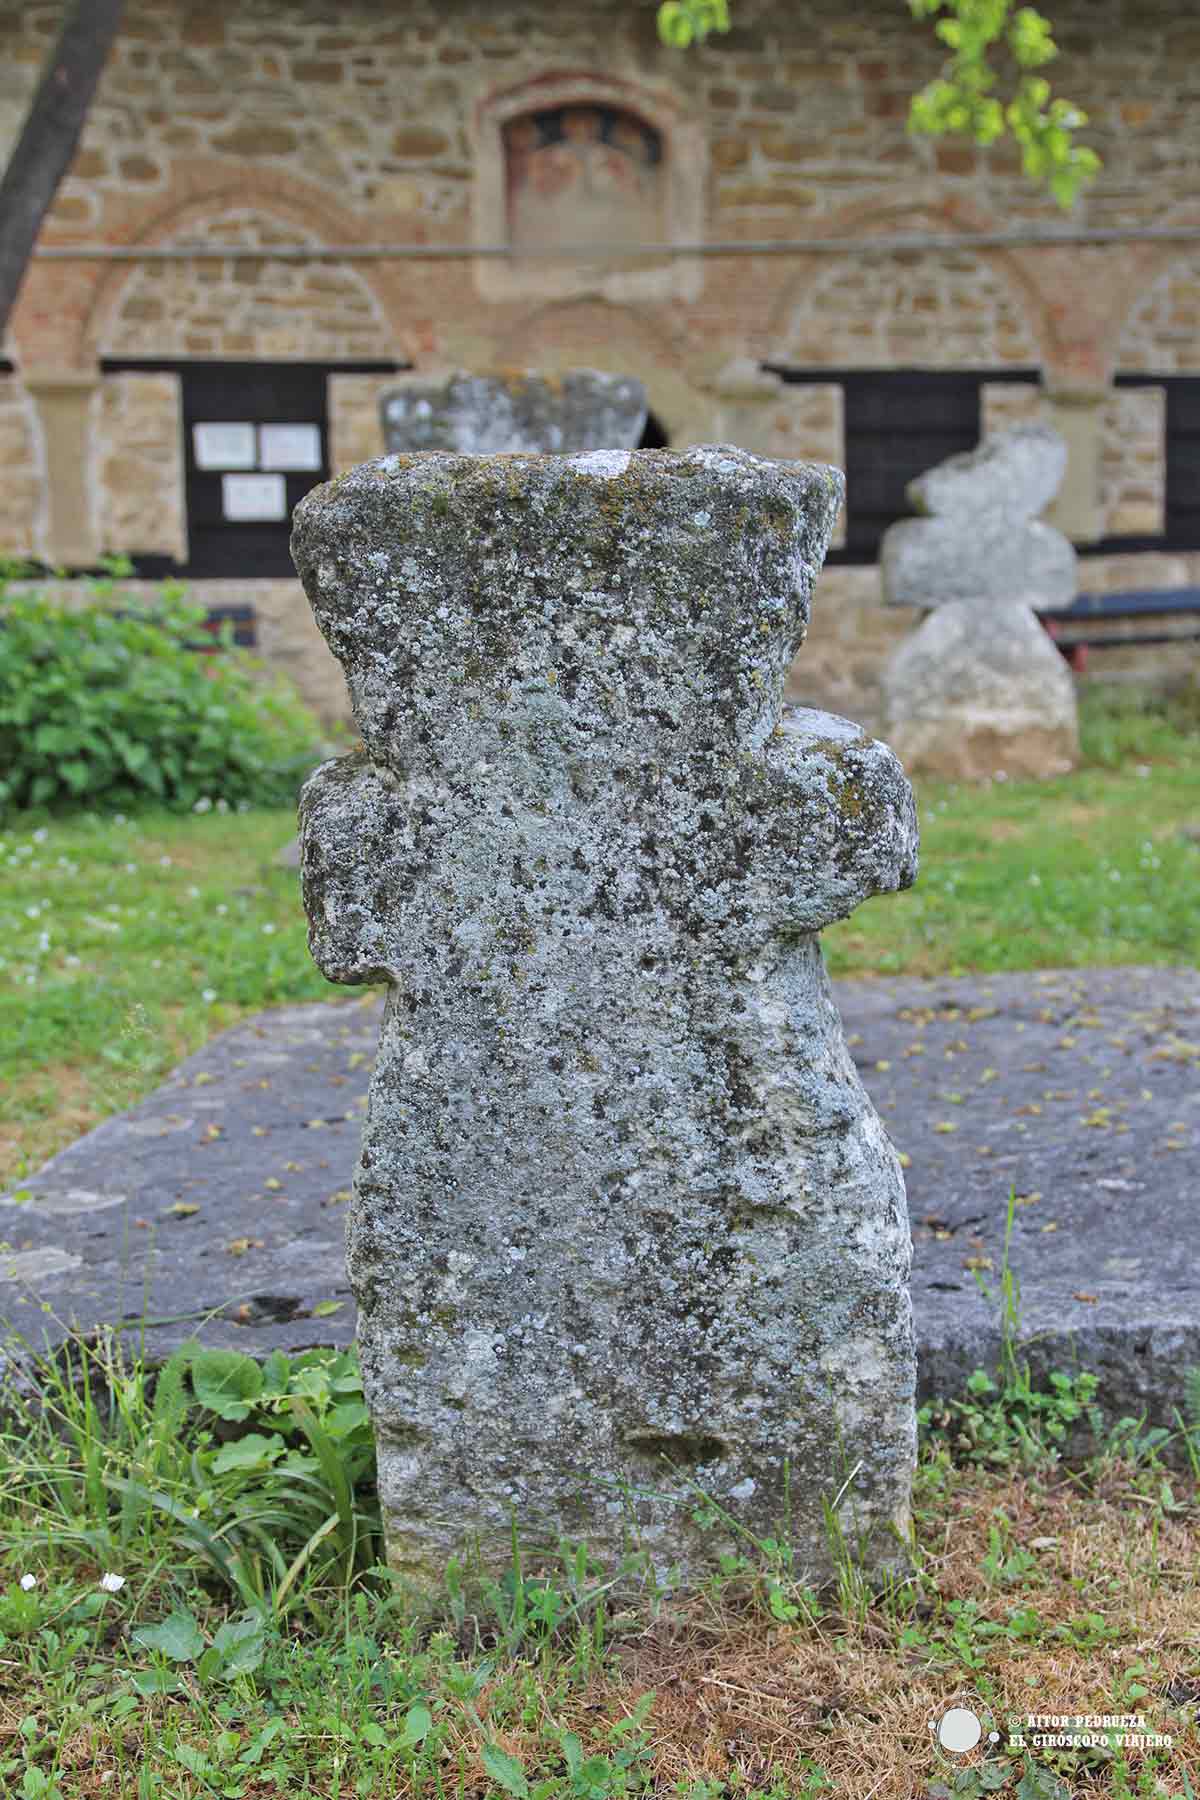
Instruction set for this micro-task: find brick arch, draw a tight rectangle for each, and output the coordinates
[28,161,418,366]
[97,206,394,363]
[761,196,1048,371]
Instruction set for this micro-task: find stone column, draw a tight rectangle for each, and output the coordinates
[24,366,102,568]
[293,445,919,1588]
[1042,387,1106,545]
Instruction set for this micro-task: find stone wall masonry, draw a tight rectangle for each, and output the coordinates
[0,374,42,560]
[95,372,187,563]
[328,374,397,475]
[4,0,1196,380]
[1100,386,1166,539]
[0,0,1197,708]
[980,381,1045,439]
[250,577,352,725]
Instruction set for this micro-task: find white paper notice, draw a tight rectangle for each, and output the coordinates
[221,472,287,522]
[259,422,322,471]
[193,422,256,470]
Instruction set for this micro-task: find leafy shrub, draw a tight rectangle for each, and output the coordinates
[0,562,323,817]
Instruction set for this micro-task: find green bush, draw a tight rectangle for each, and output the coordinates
[0,563,323,817]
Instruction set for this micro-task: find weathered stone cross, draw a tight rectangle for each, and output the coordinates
[292,445,919,1587]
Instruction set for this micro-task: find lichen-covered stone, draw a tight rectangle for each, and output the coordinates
[292,445,919,1588]
[881,423,1077,611]
[379,369,647,455]
[906,422,1067,523]
[880,599,1079,781]
[877,424,1080,776]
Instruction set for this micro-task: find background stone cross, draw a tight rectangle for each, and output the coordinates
[881,422,1077,612]
[379,368,648,455]
[292,445,919,1587]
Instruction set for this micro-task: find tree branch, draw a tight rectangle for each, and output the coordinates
[0,0,125,343]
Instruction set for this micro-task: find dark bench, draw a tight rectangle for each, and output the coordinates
[186,603,258,653]
[1037,587,1200,673]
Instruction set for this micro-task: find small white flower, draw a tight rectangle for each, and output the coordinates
[202,989,217,1004]
[159,855,172,868]
[151,958,162,969]
[19,1573,36,1590]
[1110,869,1122,882]
[994,769,1008,782]
[236,800,251,813]
[114,814,126,825]
[65,955,82,968]
[193,797,213,814]
[1028,873,1041,886]
[25,906,40,919]
[1136,765,1151,779]
[216,903,228,916]
[98,1572,125,1593]
[216,798,230,814]
[125,863,136,874]
[262,922,276,935]
[38,932,50,953]
[32,828,48,843]
[187,886,200,899]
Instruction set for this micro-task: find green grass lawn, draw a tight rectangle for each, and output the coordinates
[1,687,1197,1186]
[0,1326,1196,1799]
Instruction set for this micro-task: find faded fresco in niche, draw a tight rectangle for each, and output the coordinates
[503,105,665,262]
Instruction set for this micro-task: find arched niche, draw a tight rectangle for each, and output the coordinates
[1116,247,1200,374]
[472,73,705,307]
[100,207,394,362]
[770,242,1041,370]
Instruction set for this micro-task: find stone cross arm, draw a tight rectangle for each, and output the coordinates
[298,712,916,987]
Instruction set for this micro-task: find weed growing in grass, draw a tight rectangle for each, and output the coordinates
[0,1325,382,1627]
[920,1187,1200,1486]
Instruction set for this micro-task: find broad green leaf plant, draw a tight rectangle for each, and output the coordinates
[657,0,1100,208]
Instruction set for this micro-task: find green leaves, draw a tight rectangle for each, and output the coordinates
[131,1607,205,1662]
[189,1349,264,1422]
[656,0,730,48]
[211,1431,287,1474]
[481,1743,530,1797]
[129,1605,267,1694]
[0,567,320,820]
[906,0,1100,207]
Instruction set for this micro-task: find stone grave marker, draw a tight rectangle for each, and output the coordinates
[277,371,649,870]
[291,445,920,1588]
[379,368,648,456]
[879,424,1080,780]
